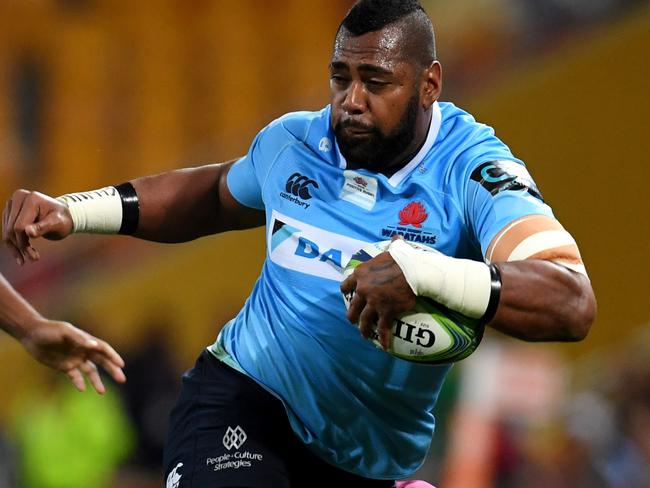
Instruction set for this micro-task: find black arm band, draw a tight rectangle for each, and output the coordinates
[115,182,140,235]
[482,264,502,324]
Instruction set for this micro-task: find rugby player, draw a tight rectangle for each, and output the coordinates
[2,0,595,485]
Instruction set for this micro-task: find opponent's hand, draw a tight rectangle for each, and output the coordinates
[340,248,416,350]
[2,189,74,265]
[20,319,126,394]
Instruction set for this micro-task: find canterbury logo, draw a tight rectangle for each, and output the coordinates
[223,425,247,450]
[285,173,319,200]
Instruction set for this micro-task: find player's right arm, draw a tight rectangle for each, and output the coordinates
[2,159,264,264]
[131,159,265,241]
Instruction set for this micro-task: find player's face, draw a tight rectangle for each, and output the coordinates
[330,27,432,173]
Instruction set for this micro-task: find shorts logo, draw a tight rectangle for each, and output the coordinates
[207,426,263,471]
[285,173,318,200]
[166,462,183,488]
[223,425,247,450]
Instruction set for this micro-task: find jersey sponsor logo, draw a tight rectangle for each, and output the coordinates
[166,462,183,488]
[471,160,544,201]
[340,170,377,210]
[206,426,264,472]
[281,172,319,209]
[381,201,437,245]
[268,210,369,281]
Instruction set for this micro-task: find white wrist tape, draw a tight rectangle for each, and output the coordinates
[57,187,123,234]
[388,239,492,319]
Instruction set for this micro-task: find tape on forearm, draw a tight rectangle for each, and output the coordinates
[388,239,501,321]
[56,183,139,235]
[505,229,589,279]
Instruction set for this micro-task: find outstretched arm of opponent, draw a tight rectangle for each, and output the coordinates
[0,273,126,393]
[2,159,264,263]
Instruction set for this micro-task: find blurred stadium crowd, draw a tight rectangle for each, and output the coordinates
[430,330,650,487]
[0,0,648,487]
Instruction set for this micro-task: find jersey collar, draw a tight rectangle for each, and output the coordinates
[335,101,442,187]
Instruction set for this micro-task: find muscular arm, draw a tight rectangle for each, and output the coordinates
[2,159,265,262]
[342,215,596,347]
[132,160,265,243]
[489,259,595,341]
[486,215,596,342]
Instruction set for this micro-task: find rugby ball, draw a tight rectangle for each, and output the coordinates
[342,240,485,365]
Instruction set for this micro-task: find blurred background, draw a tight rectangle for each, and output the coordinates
[0,0,648,487]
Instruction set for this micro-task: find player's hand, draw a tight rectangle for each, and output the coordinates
[20,318,126,394]
[340,244,416,350]
[2,189,74,265]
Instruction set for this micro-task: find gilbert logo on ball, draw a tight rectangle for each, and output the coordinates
[342,241,485,365]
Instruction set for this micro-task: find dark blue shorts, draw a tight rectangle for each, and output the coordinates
[163,350,396,488]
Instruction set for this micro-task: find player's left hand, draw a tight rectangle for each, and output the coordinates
[20,319,126,394]
[340,244,416,350]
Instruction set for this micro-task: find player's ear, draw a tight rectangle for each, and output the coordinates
[421,61,441,109]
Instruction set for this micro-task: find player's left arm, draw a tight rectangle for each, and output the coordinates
[343,155,596,345]
[382,155,596,343]
[346,221,596,347]
[483,214,596,341]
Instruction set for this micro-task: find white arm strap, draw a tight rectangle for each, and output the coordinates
[505,230,589,278]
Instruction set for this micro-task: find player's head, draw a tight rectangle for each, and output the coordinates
[330,0,441,173]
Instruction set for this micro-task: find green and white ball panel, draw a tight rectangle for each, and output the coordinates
[342,240,484,365]
[386,298,482,363]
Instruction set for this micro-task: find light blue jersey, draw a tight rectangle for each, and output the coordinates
[210,102,553,479]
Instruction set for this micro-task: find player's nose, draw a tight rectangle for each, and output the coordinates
[341,81,367,115]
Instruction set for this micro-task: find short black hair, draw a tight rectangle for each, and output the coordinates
[336,0,437,64]
[341,0,425,36]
